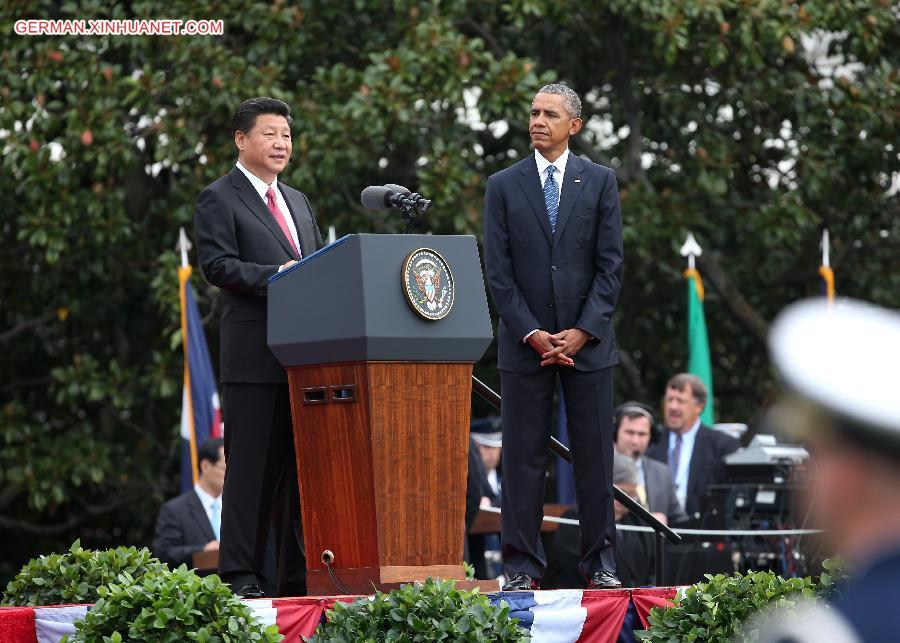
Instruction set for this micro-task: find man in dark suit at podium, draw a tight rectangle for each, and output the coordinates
[194,97,324,597]
[153,438,224,569]
[483,84,624,590]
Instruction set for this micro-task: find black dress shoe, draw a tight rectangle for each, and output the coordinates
[233,583,267,598]
[587,569,622,589]
[502,572,540,591]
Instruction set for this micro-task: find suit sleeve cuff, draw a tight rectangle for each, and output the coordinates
[523,329,540,343]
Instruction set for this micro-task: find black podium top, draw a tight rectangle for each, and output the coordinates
[267,234,493,367]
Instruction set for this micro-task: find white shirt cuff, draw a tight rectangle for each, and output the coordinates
[523,329,540,343]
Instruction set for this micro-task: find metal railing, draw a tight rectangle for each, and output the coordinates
[471,375,682,585]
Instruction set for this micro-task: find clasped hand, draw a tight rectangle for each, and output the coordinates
[527,328,590,367]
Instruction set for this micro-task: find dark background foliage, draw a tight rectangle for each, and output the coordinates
[1,0,897,583]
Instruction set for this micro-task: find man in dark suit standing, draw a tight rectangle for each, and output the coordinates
[614,402,687,525]
[646,374,740,519]
[483,83,623,590]
[153,438,225,569]
[194,97,324,597]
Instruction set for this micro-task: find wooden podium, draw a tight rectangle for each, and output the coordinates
[268,234,493,595]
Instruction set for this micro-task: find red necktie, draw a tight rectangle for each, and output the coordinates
[265,187,300,257]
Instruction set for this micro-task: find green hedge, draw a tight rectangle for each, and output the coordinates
[2,540,169,606]
[306,578,526,642]
[638,560,843,642]
[62,565,282,643]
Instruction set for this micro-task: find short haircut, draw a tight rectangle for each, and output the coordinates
[666,373,708,408]
[231,97,292,135]
[615,401,655,429]
[537,83,582,119]
[614,401,655,441]
[197,437,224,468]
[613,451,640,486]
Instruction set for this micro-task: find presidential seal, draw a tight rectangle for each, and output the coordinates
[402,248,455,320]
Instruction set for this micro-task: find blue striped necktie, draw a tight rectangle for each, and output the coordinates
[543,165,559,234]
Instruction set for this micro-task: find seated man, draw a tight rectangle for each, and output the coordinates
[614,402,687,525]
[153,438,225,569]
[547,452,655,588]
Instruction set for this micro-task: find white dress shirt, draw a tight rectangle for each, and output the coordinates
[534,147,570,208]
[668,418,701,512]
[486,469,501,498]
[193,484,222,533]
[523,148,571,343]
[235,160,301,255]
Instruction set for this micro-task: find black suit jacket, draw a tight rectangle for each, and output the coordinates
[646,424,741,517]
[152,489,216,568]
[483,152,623,373]
[194,167,324,383]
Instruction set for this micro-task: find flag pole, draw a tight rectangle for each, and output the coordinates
[680,231,702,270]
[680,232,715,425]
[819,229,835,305]
[177,228,200,484]
[178,227,192,269]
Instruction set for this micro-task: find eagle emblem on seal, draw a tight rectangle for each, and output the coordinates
[402,248,455,320]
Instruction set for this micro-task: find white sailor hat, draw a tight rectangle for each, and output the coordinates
[471,431,502,448]
[769,298,900,454]
[470,416,502,447]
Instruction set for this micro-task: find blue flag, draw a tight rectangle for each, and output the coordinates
[179,265,222,492]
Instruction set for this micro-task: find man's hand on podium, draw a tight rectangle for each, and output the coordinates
[203,540,220,552]
[278,259,298,272]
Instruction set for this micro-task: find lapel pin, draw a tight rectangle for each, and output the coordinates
[574,178,581,183]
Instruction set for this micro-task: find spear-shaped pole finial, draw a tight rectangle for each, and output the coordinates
[177,227,192,268]
[680,232,702,270]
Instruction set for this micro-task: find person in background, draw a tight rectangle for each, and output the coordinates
[755,300,900,642]
[153,438,225,569]
[646,374,739,519]
[467,418,503,579]
[472,425,502,504]
[614,402,687,525]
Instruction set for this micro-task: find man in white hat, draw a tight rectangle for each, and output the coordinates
[759,298,900,642]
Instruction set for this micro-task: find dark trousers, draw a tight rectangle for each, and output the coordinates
[219,383,306,596]
[500,365,615,580]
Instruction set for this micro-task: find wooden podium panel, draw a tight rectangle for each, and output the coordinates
[288,361,472,595]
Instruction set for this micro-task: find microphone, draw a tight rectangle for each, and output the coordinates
[360,185,395,212]
[360,184,432,216]
[384,183,411,196]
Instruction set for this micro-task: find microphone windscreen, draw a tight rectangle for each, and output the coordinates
[360,185,392,211]
[384,183,411,195]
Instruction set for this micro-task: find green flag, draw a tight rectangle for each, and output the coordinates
[685,268,715,425]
